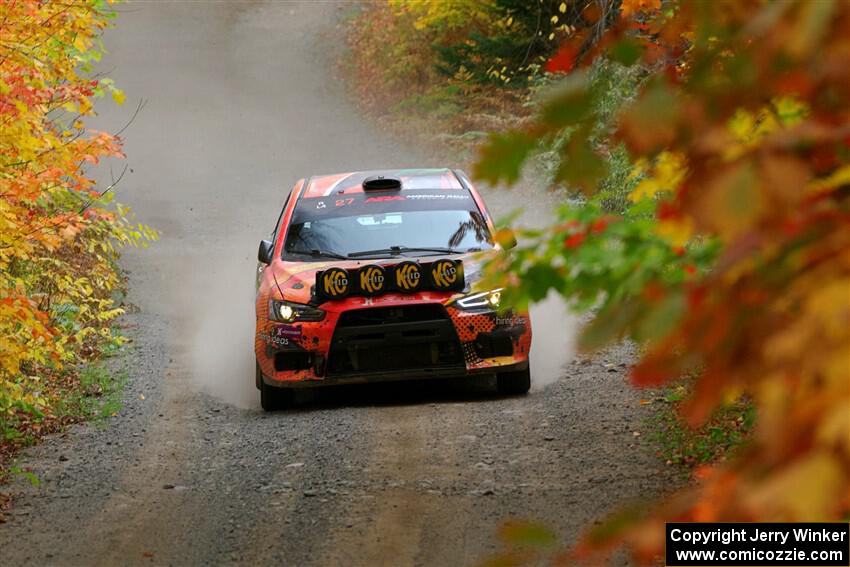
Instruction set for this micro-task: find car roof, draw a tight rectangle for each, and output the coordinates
[300,168,466,199]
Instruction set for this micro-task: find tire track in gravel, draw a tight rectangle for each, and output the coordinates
[321,406,449,567]
[72,353,198,565]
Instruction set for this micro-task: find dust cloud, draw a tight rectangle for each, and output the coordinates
[529,291,581,391]
[499,181,582,391]
[187,244,259,409]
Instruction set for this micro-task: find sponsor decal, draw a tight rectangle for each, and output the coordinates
[395,261,422,292]
[358,264,386,296]
[495,315,528,327]
[321,267,349,298]
[273,325,302,338]
[258,332,289,346]
[365,196,406,203]
[430,259,462,290]
[405,194,469,200]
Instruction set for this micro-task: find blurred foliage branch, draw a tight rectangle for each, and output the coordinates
[475,0,849,563]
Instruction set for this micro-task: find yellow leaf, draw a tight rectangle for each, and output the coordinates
[111,88,126,105]
[808,165,850,194]
[629,178,661,202]
[655,216,693,247]
[73,34,89,52]
[746,452,843,520]
[628,152,687,202]
[653,151,687,189]
[629,158,649,179]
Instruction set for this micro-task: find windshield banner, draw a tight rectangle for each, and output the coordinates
[292,189,476,224]
[316,259,464,300]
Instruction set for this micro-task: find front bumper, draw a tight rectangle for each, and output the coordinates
[259,360,529,389]
[254,298,531,387]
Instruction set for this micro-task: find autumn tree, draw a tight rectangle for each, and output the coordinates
[1,1,154,435]
[475,0,849,562]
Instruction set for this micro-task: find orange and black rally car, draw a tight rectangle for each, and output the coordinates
[254,169,531,410]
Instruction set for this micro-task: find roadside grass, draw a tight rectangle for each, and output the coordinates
[649,382,756,473]
[55,365,127,426]
[0,276,133,491]
[0,363,127,487]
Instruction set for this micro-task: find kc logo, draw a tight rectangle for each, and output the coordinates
[430,259,461,289]
[319,259,463,299]
[321,267,349,297]
[358,265,386,295]
[394,261,422,292]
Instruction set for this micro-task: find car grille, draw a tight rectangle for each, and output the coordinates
[327,305,464,376]
[335,304,447,327]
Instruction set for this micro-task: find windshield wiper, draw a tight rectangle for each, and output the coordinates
[347,246,469,259]
[287,248,348,260]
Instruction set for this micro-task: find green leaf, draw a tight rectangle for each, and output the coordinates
[555,137,606,192]
[474,131,536,186]
[540,72,592,127]
[610,37,642,66]
[635,290,685,342]
[579,300,641,351]
[524,264,563,301]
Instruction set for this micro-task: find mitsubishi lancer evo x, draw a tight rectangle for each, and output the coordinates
[254,169,531,410]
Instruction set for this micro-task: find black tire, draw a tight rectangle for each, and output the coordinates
[497,367,531,396]
[258,362,293,411]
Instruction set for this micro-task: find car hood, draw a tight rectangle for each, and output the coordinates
[268,252,489,305]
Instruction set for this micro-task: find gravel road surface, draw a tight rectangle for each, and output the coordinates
[0,3,672,566]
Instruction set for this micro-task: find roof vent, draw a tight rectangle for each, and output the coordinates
[362,175,402,191]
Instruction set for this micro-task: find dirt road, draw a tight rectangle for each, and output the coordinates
[0,3,671,565]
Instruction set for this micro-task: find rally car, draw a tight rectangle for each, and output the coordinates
[254,168,531,410]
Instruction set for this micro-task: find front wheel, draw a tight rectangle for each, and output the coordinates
[497,367,531,396]
[258,362,294,411]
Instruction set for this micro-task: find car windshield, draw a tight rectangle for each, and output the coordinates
[282,190,493,260]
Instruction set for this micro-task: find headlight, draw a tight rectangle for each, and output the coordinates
[454,288,503,310]
[269,299,325,323]
[278,303,295,322]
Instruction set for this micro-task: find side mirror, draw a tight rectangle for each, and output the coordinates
[258,239,273,264]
